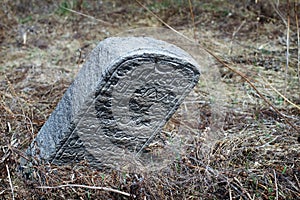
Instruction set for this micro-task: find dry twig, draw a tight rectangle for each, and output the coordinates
[260,76,300,111]
[285,0,291,99]
[59,6,116,27]
[295,2,300,84]
[6,164,15,200]
[233,177,253,200]
[188,0,197,42]
[135,0,299,134]
[37,184,132,197]
[272,0,291,98]
[229,20,246,55]
[274,169,279,200]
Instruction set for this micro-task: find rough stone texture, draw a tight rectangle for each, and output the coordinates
[24,37,200,169]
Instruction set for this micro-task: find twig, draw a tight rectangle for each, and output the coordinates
[188,0,197,42]
[205,49,300,134]
[59,6,115,27]
[274,169,279,200]
[135,0,300,137]
[271,0,291,100]
[189,156,250,199]
[6,164,15,200]
[257,136,279,148]
[295,174,300,189]
[233,177,253,200]
[229,20,246,55]
[295,2,300,84]
[271,1,287,26]
[5,76,25,117]
[135,0,192,42]
[37,184,132,197]
[260,76,300,111]
[285,0,291,100]
[229,181,249,200]
[228,183,233,200]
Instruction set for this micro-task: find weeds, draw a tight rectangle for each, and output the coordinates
[147,0,187,11]
[0,0,300,199]
[56,0,84,15]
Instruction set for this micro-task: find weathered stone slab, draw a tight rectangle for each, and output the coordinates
[24,37,200,169]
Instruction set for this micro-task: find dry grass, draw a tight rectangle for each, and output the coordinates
[1,0,300,199]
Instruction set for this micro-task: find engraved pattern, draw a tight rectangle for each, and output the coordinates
[85,57,198,167]
[24,37,201,170]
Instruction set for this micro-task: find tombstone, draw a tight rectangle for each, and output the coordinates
[23,37,200,170]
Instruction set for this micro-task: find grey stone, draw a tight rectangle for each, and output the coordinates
[24,37,200,169]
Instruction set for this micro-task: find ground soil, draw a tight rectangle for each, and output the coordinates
[0,0,299,199]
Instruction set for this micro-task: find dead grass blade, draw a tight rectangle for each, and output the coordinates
[37,184,132,197]
[58,6,116,27]
[229,20,246,55]
[6,164,15,200]
[135,0,300,141]
[274,169,279,200]
[295,2,300,84]
[260,76,300,111]
[272,0,293,99]
[135,0,191,42]
[207,50,300,135]
[272,0,287,26]
[4,76,25,116]
[188,0,197,41]
[285,0,291,99]
[233,177,253,200]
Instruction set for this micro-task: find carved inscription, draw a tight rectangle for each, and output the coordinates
[90,57,197,156]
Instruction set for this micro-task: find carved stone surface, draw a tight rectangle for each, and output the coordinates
[24,37,200,169]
